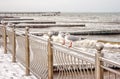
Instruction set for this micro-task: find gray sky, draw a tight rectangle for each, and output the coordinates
[0,0,120,12]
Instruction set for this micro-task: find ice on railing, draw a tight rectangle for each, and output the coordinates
[42,31,65,44]
[77,40,120,63]
[72,39,120,50]
[42,33,120,50]
[104,43,120,48]
[72,39,97,48]
[42,33,49,39]
[104,52,120,63]
[15,29,25,35]
[101,43,120,63]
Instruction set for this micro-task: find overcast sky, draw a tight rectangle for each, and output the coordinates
[0,0,120,12]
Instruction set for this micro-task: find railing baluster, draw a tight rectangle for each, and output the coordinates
[25,27,30,76]
[12,25,16,62]
[3,25,7,54]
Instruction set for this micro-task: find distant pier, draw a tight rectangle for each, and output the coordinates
[69,29,120,35]
[0,12,61,16]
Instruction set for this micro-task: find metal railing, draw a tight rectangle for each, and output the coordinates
[95,44,120,79]
[0,25,120,79]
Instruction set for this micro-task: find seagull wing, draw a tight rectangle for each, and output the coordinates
[67,35,80,41]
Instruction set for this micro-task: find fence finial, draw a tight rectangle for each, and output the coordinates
[96,43,104,51]
[25,27,29,32]
[1,20,5,25]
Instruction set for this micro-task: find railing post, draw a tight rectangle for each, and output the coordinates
[12,25,16,62]
[95,43,104,79]
[25,27,30,76]
[48,35,53,79]
[3,25,7,54]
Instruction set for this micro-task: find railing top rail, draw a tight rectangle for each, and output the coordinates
[101,66,120,75]
[51,41,95,64]
[98,40,120,45]
[53,45,95,64]
[29,33,48,42]
[100,57,120,67]
[52,41,95,57]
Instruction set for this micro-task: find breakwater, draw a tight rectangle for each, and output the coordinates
[0,12,60,16]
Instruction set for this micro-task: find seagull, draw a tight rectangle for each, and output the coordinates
[64,32,81,47]
[52,31,65,44]
[42,33,49,39]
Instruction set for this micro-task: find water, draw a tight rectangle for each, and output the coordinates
[21,12,120,42]
[28,12,120,23]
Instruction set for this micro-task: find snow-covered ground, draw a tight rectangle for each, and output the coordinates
[0,47,37,79]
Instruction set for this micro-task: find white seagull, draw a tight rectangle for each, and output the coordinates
[51,31,65,44]
[64,33,81,47]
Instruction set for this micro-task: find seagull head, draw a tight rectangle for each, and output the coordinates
[58,31,65,38]
[65,32,70,37]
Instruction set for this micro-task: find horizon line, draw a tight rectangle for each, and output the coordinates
[0,11,120,13]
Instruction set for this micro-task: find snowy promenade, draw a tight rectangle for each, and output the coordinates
[0,47,37,79]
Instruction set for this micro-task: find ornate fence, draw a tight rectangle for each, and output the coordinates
[0,25,120,79]
[96,45,120,79]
